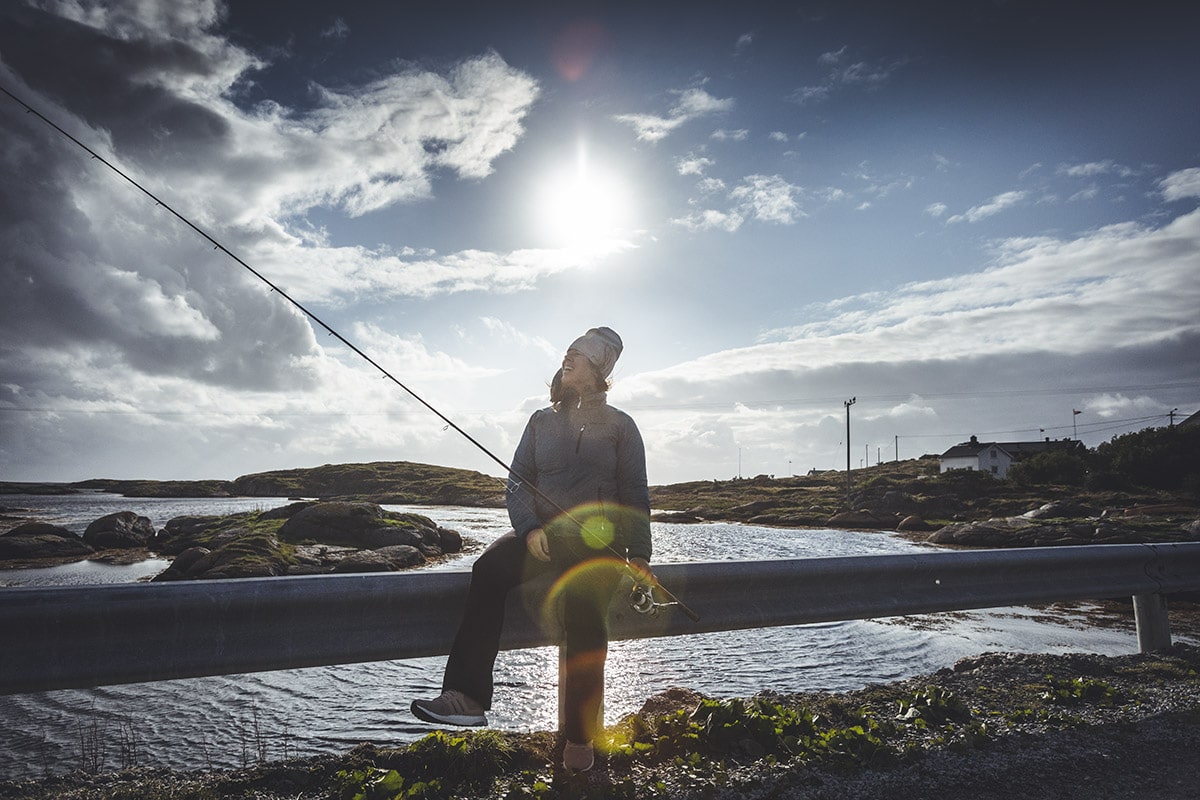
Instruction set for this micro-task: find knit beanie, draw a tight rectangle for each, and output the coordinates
[568,326,623,379]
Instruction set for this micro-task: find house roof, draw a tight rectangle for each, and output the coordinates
[940,442,1013,459]
[939,437,1082,460]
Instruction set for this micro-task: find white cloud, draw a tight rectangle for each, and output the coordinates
[250,237,639,304]
[622,207,1200,479]
[677,153,715,175]
[769,131,789,142]
[926,202,948,218]
[711,128,749,141]
[0,2,553,398]
[946,190,1027,224]
[478,318,559,359]
[730,175,804,224]
[296,52,539,215]
[320,16,349,39]
[671,209,745,232]
[352,323,503,383]
[1058,160,1135,179]
[614,86,734,143]
[1161,167,1200,200]
[790,45,907,105]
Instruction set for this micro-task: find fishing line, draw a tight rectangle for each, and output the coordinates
[1,83,698,622]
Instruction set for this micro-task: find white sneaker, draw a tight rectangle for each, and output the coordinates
[563,740,594,772]
[410,690,487,727]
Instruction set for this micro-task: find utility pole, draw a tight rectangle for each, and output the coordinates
[1170,408,1179,427]
[844,397,856,502]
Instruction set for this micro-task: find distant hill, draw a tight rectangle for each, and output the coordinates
[4,454,1192,528]
[13,461,509,507]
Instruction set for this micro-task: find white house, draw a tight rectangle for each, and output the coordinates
[938,435,1084,479]
[939,436,1015,477]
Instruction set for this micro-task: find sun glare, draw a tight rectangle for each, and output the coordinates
[535,143,632,250]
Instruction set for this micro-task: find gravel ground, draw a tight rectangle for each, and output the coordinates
[752,649,1200,800]
[3,638,1199,800]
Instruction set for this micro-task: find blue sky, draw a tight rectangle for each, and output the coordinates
[1,0,1198,485]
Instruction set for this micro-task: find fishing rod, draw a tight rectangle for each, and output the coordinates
[1,83,699,622]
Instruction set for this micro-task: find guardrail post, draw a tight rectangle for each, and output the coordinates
[1132,593,1172,652]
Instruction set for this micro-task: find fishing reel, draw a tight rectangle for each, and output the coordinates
[629,584,678,616]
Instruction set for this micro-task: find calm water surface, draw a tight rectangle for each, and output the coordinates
[0,495,1150,779]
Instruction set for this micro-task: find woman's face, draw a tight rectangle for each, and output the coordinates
[561,348,598,394]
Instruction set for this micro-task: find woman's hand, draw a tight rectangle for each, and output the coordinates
[526,528,551,562]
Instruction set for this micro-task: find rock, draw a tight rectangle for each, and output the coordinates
[278,501,443,552]
[154,515,226,554]
[1121,504,1200,517]
[927,517,1040,546]
[728,500,782,518]
[1022,501,1096,520]
[1186,519,1200,537]
[173,546,213,576]
[828,510,889,529]
[374,544,426,568]
[897,515,934,532]
[258,501,317,521]
[0,522,94,560]
[83,511,155,549]
[877,491,920,517]
[331,550,397,574]
[652,511,705,523]
[437,527,463,554]
[151,546,211,582]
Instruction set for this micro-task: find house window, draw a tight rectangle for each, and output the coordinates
[990,448,997,459]
[991,465,999,474]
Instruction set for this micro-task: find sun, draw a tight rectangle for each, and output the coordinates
[534,143,632,250]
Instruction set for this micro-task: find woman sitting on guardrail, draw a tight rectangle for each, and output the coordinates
[411,326,654,773]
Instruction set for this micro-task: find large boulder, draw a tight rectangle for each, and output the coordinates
[1022,501,1096,520]
[83,511,155,549]
[897,515,935,533]
[154,531,288,580]
[278,501,452,553]
[150,501,464,580]
[0,523,94,560]
[331,550,399,574]
[927,517,1041,547]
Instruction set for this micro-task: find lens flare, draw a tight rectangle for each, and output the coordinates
[581,514,615,551]
[539,556,625,634]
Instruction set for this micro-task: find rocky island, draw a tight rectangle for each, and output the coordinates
[3,451,1199,578]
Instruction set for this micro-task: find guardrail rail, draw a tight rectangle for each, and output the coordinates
[2,543,1199,696]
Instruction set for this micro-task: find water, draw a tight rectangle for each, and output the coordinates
[0,496,1153,780]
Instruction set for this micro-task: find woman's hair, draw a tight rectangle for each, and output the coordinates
[549,364,610,407]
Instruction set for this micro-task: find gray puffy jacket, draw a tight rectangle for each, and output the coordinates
[506,391,652,563]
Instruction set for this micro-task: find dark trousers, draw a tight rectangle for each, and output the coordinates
[442,530,622,743]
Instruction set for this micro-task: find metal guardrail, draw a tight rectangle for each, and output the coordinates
[2,543,1199,696]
